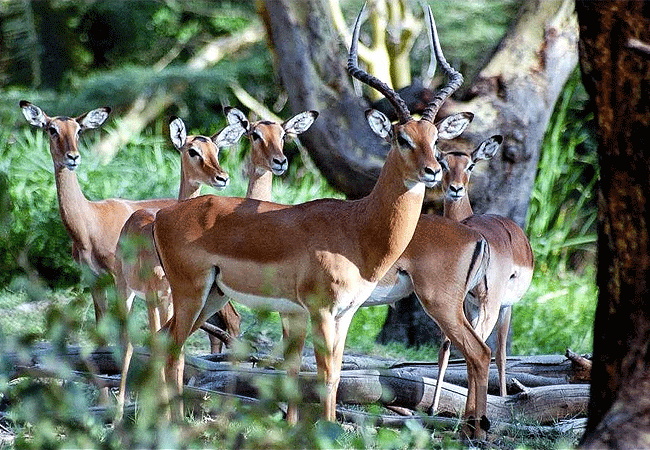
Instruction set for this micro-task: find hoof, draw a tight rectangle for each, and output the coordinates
[461,416,488,441]
[480,415,490,432]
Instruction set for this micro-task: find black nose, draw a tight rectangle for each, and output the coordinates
[424,167,439,177]
[273,157,287,166]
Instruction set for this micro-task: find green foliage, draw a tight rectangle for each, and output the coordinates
[526,70,598,275]
[513,70,599,356]
[512,268,596,355]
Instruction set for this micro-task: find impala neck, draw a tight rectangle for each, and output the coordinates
[54,165,92,236]
[178,173,203,200]
[444,196,473,222]
[246,165,273,201]
[358,148,425,281]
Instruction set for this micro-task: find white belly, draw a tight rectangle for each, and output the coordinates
[216,278,307,315]
[362,271,414,307]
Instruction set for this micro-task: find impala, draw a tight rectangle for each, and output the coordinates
[152,3,472,425]
[436,134,534,403]
[204,107,318,353]
[19,101,178,323]
[113,116,245,420]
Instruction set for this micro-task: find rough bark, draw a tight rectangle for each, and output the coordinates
[576,2,650,448]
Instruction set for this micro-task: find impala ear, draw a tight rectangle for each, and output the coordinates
[78,107,111,130]
[283,110,318,135]
[224,106,249,131]
[472,135,502,162]
[20,100,48,128]
[365,109,392,141]
[436,112,474,140]
[169,116,187,150]
[213,122,246,148]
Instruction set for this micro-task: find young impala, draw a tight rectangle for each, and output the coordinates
[152,3,472,427]
[204,107,318,353]
[113,116,245,420]
[436,134,534,405]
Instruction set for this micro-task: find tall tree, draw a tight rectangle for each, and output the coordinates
[260,0,578,348]
[576,2,650,448]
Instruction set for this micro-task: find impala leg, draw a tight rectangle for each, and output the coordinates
[162,283,207,422]
[114,267,132,423]
[310,311,337,421]
[433,304,490,440]
[280,311,308,424]
[432,337,451,413]
[496,306,512,396]
[90,283,108,324]
[330,310,356,417]
[157,289,173,331]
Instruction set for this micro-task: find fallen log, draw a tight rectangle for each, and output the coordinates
[4,344,588,425]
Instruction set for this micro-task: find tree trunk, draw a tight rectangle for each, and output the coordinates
[260,0,578,349]
[576,2,650,448]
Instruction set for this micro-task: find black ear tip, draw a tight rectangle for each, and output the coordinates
[19,100,30,108]
[224,106,232,113]
[169,116,179,125]
[494,135,504,144]
[311,110,319,119]
[104,107,112,114]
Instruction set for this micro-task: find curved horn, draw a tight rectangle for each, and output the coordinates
[347,3,412,124]
[421,5,464,123]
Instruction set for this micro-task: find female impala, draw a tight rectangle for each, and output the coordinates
[204,107,318,353]
[19,101,178,323]
[437,134,534,403]
[152,4,472,426]
[113,116,245,420]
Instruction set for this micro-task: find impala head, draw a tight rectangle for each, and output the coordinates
[20,100,110,171]
[347,4,473,189]
[440,135,503,202]
[224,107,318,176]
[169,116,240,191]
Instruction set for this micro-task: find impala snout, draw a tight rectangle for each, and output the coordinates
[421,165,442,188]
[65,152,80,170]
[271,157,288,175]
[212,174,230,190]
[446,183,465,201]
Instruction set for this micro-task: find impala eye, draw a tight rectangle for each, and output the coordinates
[251,130,262,141]
[188,148,200,159]
[439,159,449,171]
[467,163,476,172]
[48,126,58,136]
[397,133,413,149]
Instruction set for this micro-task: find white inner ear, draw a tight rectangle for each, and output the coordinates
[214,123,246,148]
[474,136,501,161]
[169,118,187,149]
[22,104,47,128]
[226,107,248,128]
[283,111,317,135]
[366,109,392,139]
[437,113,472,140]
[81,108,109,129]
